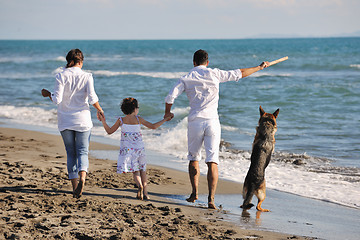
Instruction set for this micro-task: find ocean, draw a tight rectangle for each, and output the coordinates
[0,38,359,213]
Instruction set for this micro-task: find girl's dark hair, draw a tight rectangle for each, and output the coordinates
[193,49,208,66]
[66,49,84,68]
[121,97,139,115]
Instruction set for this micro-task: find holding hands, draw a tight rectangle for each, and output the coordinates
[163,113,174,121]
[97,110,105,122]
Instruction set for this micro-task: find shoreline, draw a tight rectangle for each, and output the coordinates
[0,127,312,239]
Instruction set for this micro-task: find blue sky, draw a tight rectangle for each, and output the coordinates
[0,0,359,40]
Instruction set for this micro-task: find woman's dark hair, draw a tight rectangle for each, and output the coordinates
[193,49,208,66]
[121,97,139,115]
[66,49,84,68]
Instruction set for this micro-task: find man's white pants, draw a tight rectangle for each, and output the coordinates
[187,118,221,164]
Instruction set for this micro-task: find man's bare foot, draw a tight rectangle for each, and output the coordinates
[186,193,198,203]
[136,187,143,200]
[73,180,84,199]
[208,196,216,209]
[208,202,216,209]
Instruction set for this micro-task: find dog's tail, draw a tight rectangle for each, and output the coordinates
[241,182,255,210]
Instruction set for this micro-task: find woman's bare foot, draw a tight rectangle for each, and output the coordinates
[186,193,198,203]
[73,180,84,199]
[136,187,144,200]
[71,178,78,192]
[143,194,150,200]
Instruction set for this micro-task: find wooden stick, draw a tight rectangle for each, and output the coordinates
[268,56,288,66]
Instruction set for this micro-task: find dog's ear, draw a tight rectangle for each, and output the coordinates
[273,109,280,118]
[259,106,265,117]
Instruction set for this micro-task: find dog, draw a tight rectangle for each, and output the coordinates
[241,106,279,212]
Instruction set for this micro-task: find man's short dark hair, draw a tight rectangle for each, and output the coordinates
[193,49,208,66]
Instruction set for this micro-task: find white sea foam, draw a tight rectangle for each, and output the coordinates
[217,150,360,209]
[49,68,185,79]
[86,55,123,62]
[251,72,293,78]
[0,105,58,129]
[54,56,66,62]
[0,57,13,63]
[1,104,359,209]
[350,64,360,69]
[0,56,34,63]
[142,117,360,209]
[171,107,190,116]
[90,70,186,79]
[144,118,189,159]
[221,125,239,132]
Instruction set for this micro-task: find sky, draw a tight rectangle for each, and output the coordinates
[0,0,359,40]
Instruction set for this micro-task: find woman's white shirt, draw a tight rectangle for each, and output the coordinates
[51,67,99,132]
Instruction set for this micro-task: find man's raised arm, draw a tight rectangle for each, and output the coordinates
[240,61,269,78]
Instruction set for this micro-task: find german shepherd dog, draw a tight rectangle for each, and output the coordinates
[241,106,279,212]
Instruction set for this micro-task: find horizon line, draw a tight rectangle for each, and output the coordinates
[1,36,360,41]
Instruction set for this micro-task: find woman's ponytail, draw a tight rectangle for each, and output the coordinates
[66,49,84,68]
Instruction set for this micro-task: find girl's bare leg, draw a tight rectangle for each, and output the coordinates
[133,171,143,200]
[140,170,149,200]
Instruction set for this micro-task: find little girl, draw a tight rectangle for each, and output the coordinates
[100,97,171,200]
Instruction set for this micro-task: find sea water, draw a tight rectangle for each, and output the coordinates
[0,39,359,212]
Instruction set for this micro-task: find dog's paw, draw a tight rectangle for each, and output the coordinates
[240,203,254,210]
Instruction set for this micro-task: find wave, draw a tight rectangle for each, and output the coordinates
[90,70,187,79]
[0,56,36,63]
[1,104,359,209]
[54,56,66,62]
[297,63,360,72]
[350,64,360,69]
[0,105,58,129]
[0,54,154,65]
[221,125,239,132]
[0,56,66,64]
[251,72,293,78]
[219,148,360,209]
[0,72,50,79]
[85,55,123,62]
[51,68,186,80]
[91,70,293,79]
[142,117,360,209]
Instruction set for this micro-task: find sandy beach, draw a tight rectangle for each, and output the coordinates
[0,127,317,239]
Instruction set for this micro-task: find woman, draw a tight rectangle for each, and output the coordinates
[42,49,104,198]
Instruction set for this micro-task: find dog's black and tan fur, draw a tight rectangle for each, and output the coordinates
[241,106,279,212]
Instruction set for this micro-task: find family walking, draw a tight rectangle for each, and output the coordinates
[42,48,268,208]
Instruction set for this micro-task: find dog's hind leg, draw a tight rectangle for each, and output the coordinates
[240,183,255,210]
[255,180,270,212]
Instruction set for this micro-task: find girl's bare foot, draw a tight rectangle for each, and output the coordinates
[186,193,198,203]
[136,187,143,200]
[73,180,84,199]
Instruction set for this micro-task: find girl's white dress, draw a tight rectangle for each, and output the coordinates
[117,117,146,173]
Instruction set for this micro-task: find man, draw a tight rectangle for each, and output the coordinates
[164,49,269,209]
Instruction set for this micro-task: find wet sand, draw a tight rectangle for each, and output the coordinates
[0,127,314,239]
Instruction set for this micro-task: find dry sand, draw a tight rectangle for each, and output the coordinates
[0,127,313,239]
